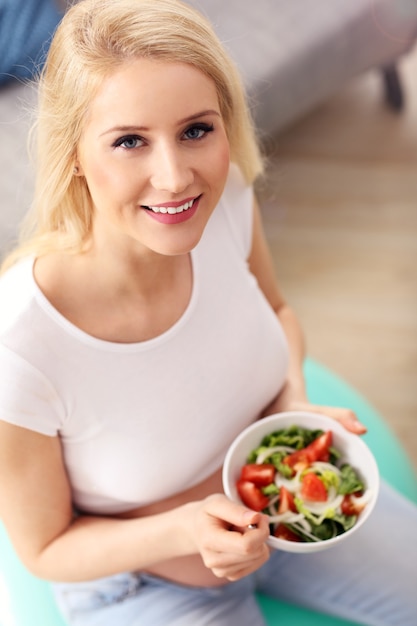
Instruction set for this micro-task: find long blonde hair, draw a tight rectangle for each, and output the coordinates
[1,0,263,272]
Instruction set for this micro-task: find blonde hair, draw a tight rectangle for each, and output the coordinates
[1,0,263,272]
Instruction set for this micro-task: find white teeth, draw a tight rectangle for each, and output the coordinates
[147,199,195,214]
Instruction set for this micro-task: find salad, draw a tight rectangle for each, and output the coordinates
[236,425,372,543]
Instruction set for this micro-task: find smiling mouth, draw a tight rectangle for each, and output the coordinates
[142,196,200,214]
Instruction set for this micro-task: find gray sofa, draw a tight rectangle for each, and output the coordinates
[187,0,417,136]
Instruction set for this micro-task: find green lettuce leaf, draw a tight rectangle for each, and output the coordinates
[338,464,365,495]
[259,425,323,450]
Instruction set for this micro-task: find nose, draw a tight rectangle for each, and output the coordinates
[150,143,194,193]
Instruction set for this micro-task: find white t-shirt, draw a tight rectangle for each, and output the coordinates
[0,165,289,514]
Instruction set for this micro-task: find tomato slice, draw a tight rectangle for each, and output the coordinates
[240,463,276,486]
[341,493,366,516]
[310,431,332,459]
[283,431,333,471]
[277,486,297,513]
[236,479,269,512]
[300,472,328,501]
[273,523,302,542]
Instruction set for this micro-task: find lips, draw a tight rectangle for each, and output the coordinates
[145,198,195,214]
[142,195,201,224]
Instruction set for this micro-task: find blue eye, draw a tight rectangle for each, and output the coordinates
[184,123,214,140]
[113,135,144,149]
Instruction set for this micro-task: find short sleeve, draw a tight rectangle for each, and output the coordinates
[0,344,65,436]
[221,163,254,260]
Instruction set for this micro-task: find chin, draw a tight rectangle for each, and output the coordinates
[152,222,208,256]
[155,237,202,257]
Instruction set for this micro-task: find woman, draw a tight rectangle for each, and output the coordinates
[0,1,415,624]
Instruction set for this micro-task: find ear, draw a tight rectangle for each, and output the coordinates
[73,158,84,176]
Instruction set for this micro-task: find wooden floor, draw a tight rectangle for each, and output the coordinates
[257,49,417,469]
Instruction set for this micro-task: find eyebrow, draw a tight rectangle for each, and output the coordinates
[100,109,221,136]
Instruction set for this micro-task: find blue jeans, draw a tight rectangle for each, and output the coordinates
[52,481,417,626]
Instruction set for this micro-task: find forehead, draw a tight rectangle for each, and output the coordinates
[85,59,221,130]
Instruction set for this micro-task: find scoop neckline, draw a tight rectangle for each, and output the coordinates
[29,254,198,352]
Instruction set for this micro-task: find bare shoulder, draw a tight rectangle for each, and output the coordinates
[33,252,92,324]
[34,252,75,297]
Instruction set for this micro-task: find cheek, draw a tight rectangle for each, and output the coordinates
[220,141,231,170]
[78,145,110,197]
[86,166,108,196]
[82,156,134,207]
[78,137,132,199]
[211,138,231,187]
[85,155,116,189]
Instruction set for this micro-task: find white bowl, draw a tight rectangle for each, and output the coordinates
[222,411,379,553]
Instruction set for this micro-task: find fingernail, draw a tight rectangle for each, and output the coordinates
[243,510,255,524]
[352,420,367,434]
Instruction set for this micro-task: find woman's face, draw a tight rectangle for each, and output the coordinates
[76,58,231,258]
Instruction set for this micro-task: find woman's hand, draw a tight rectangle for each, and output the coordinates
[184,494,270,581]
[262,380,367,435]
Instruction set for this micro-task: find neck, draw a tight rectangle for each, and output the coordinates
[84,236,187,300]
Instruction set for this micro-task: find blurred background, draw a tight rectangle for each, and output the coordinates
[258,49,417,470]
[0,0,416,468]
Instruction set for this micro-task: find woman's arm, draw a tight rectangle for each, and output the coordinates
[0,420,270,582]
[248,198,307,401]
[248,198,366,434]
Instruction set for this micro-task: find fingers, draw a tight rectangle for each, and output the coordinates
[209,543,270,581]
[201,524,270,580]
[203,494,265,530]
[201,500,270,555]
[307,404,367,434]
[283,401,367,435]
[192,494,271,580]
[336,413,367,434]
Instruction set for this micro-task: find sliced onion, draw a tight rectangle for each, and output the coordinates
[347,489,373,507]
[310,461,342,476]
[267,511,305,524]
[290,521,321,542]
[267,495,280,516]
[306,496,344,518]
[295,517,312,532]
[256,445,295,464]
[274,468,302,492]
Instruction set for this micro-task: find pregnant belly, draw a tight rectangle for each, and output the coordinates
[115,466,230,587]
